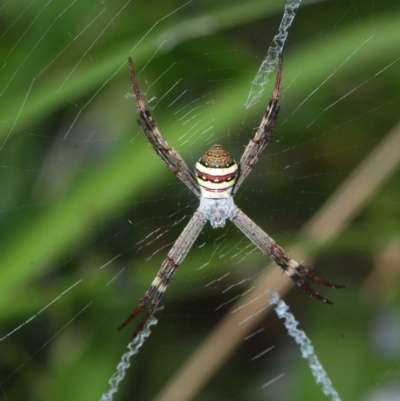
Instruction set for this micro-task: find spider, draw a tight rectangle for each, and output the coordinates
[119,55,344,340]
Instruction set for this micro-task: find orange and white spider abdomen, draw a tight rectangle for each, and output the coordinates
[195,144,238,198]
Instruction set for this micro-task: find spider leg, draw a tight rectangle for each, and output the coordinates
[230,206,344,304]
[118,257,176,338]
[128,57,201,198]
[234,54,283,194]
[284,259,345,304]
[294,263,345,288]
[117,261,169,330]
[119,210,206,340]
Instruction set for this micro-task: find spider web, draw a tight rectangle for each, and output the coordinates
[1,1,400,401]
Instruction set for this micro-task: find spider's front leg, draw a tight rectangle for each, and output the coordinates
[118,257,174,338]
[119,210,206,340]
[230,206,344,303]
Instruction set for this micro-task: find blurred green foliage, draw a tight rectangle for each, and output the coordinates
[0,1,400,401]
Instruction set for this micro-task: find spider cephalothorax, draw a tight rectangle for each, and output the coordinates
[119,55,344,340]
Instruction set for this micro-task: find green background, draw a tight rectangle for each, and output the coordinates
[0,1,399,400]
